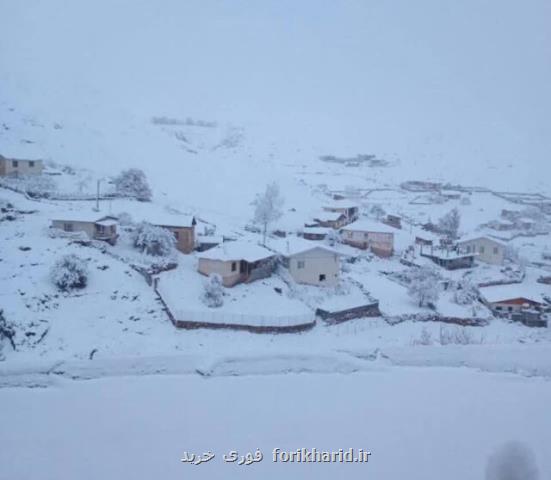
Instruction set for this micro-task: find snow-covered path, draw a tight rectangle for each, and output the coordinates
[1,368,550,480]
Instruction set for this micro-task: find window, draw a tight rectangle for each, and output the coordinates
[319,274,326,282]
[493,247,498,254]
[231,262,237,272]
[347,231,353,238]
[495,306,502,311]
[363,232,368,239]
[29,161,35,167]
[479,246,485,254]
[297,260,305,269]
[63,223,73,232]
[12,160,18,168]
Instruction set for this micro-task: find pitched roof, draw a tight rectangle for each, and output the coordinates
[52,213,117,224]
[267,237,341,257]
[140,213,196,228]
[480,283,547,304]
[341,219,395,233]
[457,235,508,247]
[197,241,275,263]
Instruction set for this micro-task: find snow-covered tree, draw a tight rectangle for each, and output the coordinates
[50,254,89,291]
[407,266,440,308]
[437,208,461,239]
[24,175,57,198]
[253,182,284,245]
[0,309,16,356]
[114,168,152,201]
[201,273,224,308]
[133,222,176,257]
[117,211,134,226]
[325,229,341,247]
[485,442,539,480]
[453,277,479,305]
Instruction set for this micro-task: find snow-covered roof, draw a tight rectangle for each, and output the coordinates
[341,219,395,234]
[95,219,117,227]
[480,284,548,304]
[457,235,508,247]
[424,248,476,260]
[267,237,341,257]
[323,200,359,210]
[303,226,332,235]
[312,210,345,222]
[140,213,195,228]
[52,212,117,224]
[197,241,275,263]
[196,235,223,244]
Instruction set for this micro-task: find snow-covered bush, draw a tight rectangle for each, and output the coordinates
[412,326,433,346]
[0,309,16,356]
[325,229,341,247]
[114,168,152,201]
[406,266,440,308]
[485,442,539,480]
[439,325,483,345]
[453,277,479,305]
[201,274,224,308]
[253,182,284,245]
[117,211,134,226]
[1,174,58,198]
[133,222,176,257]
[437,208,461,239]
[50,254,89,291]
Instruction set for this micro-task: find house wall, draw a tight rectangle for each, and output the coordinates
[0,158,44,176]
[342,229,394,257]
[459,238,505,265]
[51,220,96,239]
[161,225,195,253]
[197,258,245,287]
[288,248,340,286]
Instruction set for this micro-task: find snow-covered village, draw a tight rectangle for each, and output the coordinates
[1,2,550,480]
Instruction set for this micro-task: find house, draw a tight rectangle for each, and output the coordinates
[0,155,44,176]
[51,214,118,245]
[195,235,223,252]
[383,214,402,229]
[197,241,276,287]
[309,210,349,229]
[341,219,395,257]
[479,284,549,326]
[270,237,341,286]
[141,214,196,253]
[420,246,476,270]
[322,200,359,224]
[415,231,440,247]
[457,236,507,265]
[302,226,331,241]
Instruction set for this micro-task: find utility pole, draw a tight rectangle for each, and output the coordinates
[95,179,101,212]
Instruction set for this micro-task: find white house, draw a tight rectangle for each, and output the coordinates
[270,237,341,286]
[51,213,119,244]
[341,219,395,257]
[457,235,507,265]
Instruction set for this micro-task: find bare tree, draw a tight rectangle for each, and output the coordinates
[253,182,284,245]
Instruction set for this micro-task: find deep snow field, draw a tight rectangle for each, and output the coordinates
[1,368,551,480]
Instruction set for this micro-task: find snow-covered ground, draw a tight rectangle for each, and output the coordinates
[1,368,550,480]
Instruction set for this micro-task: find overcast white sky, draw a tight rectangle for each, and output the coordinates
[1,0,550,171]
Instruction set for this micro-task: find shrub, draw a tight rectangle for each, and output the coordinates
[50,254,89,291]
[201,274,224,308]
[133,222,176,257]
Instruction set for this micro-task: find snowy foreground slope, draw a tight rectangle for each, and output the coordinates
[1,369,550,480]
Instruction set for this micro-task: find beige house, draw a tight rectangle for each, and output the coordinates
[51,214,118,244]
[457,236,507,265]
[0,155,44,176]
[141,214,196,254]
[270,238,341,286]
[480,284,548,325]
[341,219,395,257]
[197,241,276,287]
